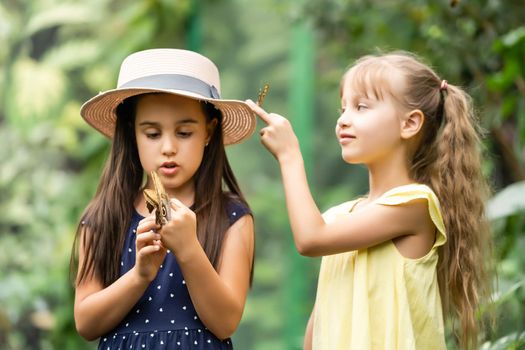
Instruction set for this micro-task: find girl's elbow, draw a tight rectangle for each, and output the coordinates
[75,322,99,342]
[295,239,318,257]
[211,321,237,340]
[215,327,236,341]
[74,313,100,341]
[297,247,318,257]
[212,311,242,340]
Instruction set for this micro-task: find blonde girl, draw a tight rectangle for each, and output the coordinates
[247,52,492,349]
[71,49,255,349]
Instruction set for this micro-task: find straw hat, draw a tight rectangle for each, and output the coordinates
[80,49,256,145]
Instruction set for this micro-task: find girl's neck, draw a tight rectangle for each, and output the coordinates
[366,152,414,201]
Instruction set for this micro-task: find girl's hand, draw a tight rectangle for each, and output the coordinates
[246,99,301,163]
[160,198,198,257]
[134,216,167,282]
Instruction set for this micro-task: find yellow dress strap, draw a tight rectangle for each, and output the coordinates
[322,200,359,222]
[374,184,447,248]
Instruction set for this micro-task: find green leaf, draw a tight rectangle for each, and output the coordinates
[480,331,525,350]
[25,3,99,37]
[5,58,66,131]
[486,59,520,92]
[501,26,525,48]
[487,181,525,220]
[491,280,524,307]
[43,40,101,70]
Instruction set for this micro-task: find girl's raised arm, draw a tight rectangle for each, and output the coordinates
[247,100,435,258]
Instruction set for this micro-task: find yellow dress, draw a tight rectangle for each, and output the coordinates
[312,184,447,350]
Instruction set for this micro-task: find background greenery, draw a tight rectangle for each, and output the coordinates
[1,0,524,349]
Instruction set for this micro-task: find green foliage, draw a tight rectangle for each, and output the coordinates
[486,182,525,348]
[0,0,191,348]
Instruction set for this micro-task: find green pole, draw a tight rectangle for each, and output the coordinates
[186,0,202,52]
[285,16,315,350]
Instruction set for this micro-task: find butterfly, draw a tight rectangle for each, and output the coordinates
[143,171,171,226]
[257,83,270,106]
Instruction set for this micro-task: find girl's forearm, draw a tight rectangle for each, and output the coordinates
[175,240,245,340]
[278,151,325,256]
[74,267,149,341]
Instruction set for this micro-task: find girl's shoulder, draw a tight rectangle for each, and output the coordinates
[376,183,439,204]
[375,183,447,246]
[224,193,251,226]
[323,183,439,214]
[322,200,361,223]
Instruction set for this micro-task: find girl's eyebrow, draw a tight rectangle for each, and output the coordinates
[352,93,373,102]
[138,121,160,127]
[177,118,199,124]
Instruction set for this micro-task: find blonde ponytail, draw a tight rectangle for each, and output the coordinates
[431,84,492,349]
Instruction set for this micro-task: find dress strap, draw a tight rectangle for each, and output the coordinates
[374,184,447,249]
[226,199,251,227]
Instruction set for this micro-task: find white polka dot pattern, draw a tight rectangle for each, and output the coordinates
[100,201,249,349]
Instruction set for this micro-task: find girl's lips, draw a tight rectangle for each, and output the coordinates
[338,134,356,144]
[159,162,180,176]
[159,166,179,176]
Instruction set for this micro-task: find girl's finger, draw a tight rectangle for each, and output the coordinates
[260,126,271,137]
[170,197,186,210]
[137,244,162,257]
[138,214,156,224]
[137,220,160,234]
[136,230,161,245]
[246,99,272,124]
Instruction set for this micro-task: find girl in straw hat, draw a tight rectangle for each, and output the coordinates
[247,51,492,349]
[71,49,255,349]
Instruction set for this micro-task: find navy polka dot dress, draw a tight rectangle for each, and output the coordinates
[97,200,250,350]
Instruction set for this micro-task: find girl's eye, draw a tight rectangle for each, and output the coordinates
[177,131,193,138]
[338,107,346,114]
[146,131,161,139]
[356,103,368,111]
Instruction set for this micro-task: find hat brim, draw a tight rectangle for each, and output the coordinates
[80,88,256,145]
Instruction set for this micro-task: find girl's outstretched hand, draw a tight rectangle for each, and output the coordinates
[246,99,300,162]
[160,198,198,258]
[135,215,167,282]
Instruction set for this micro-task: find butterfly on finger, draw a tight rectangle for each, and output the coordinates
[143,171,171,227]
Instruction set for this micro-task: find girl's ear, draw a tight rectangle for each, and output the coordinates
[400,109,424,140]
[205,118,218,145]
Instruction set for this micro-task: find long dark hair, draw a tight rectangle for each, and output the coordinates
[71,94,252,287]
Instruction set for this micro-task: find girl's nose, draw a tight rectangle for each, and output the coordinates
[337,112,351,129]
[161,135,177,156]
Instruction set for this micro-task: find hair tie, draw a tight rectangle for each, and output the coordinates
[440,80,448,91]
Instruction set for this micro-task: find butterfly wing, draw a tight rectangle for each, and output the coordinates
[257,83,270,106]
[149,171,171,226]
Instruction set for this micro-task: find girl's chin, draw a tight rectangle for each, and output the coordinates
[341,152,361,164]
